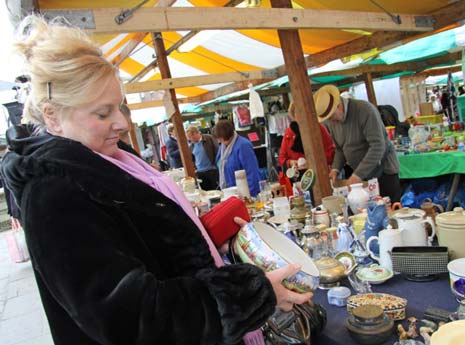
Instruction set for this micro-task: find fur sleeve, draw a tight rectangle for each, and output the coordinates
[196,264,276,345]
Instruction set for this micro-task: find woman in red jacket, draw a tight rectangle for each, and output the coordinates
[278,102,335,173]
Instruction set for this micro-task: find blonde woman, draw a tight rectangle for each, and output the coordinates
[1,16,311,345]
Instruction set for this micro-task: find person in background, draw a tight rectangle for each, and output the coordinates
[186,125,219,190]
[2,16,312,345]
[165,123,183,168]
[313,84,401,202]
[117,103,140,157]
[458,86,464,96]
[213,119,261,197]
[430,94,442,114]
[278,101,335,174]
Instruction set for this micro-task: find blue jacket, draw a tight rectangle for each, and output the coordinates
[165,136,182,169]
[216,136,261,197]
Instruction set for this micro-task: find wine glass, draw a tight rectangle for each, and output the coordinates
[449,278,465,321]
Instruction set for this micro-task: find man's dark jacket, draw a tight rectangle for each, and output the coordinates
[1,126,275,345]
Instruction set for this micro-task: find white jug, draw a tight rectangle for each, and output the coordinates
[347,183,369,214]
[392,213,435,246]
[366,225,403,271]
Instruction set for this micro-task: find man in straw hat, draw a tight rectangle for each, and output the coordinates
[313,84,401,202]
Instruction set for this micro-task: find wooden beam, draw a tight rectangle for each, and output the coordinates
[188,79,270,103]
[112,32,148,66]
[416,65,462,78]
[152,32,196,178]
[364,73,377,106]
[124,69,278,94]
[311,51,462,78]
[49,7,434,34]
[271,0,332,204]
[127,97,191,110]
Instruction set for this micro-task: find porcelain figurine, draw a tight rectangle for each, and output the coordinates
[335,222,353,252]
[407,317,419,338]
[419,327,433,345]
[398,324,409,340]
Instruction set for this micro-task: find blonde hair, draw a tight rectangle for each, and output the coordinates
[185,125,199,135]
[14,15,119,127]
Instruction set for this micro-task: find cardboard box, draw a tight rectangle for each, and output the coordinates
[419,102,433,115]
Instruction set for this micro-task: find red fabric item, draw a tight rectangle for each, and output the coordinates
[278,125,335,167]
[278,172,293,197]
[200,197,250,247]
[160,146,167,161]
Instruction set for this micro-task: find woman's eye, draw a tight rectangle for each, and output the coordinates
[97,113,109,119]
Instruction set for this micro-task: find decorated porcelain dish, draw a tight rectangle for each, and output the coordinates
[356,264,393,284]
[201,190,223,199]
[300,169,315,192]
[234,222,320,293]
[431,319,465,345]
[267,214,289,225]
[347,293,407,321]
[335,251,357,274]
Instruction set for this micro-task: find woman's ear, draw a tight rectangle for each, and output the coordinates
[42,103,62,134]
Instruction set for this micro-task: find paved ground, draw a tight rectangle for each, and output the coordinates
[0,231,53,345]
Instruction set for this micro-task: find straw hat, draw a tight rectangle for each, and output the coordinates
[313,85,340,123]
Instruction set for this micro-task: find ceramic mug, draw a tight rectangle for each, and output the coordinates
[313,209,330,227]
[366,226,404,271]
[286,167,299,179]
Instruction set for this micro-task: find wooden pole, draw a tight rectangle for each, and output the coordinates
[270,0,332,205]
[128,122,141,154]
[364,73,378,106]
[151,32,196,178]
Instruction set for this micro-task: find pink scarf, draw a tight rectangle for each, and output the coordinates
[98,149,264,345]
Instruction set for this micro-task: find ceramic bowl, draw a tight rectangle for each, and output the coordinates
[335,251,357,274]
[322,195,345,215]
[448,258,465,292]
[347,293,407,321]
[234,222,320,293]
[356,264,393,285]
[431,319,465,345]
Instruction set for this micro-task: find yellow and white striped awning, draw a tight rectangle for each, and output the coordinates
[38,0,460,103]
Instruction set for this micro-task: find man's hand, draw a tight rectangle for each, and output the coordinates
[329,170,338,184]
[346,174,362,186]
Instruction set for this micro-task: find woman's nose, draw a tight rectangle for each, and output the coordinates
[113,111,130,132]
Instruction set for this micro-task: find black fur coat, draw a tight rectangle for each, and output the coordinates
[1,127,276,345]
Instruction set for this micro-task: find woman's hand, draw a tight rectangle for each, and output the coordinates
[232,217,313,311]
[217,217,249,255]
[266,264,313,312]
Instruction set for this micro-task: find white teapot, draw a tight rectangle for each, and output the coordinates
[391,212,435,246]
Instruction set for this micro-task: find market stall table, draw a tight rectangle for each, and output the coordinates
[312,274,457,345]
[398,150,465,210]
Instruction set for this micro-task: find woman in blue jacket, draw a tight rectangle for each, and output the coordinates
[213,120,261,196]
